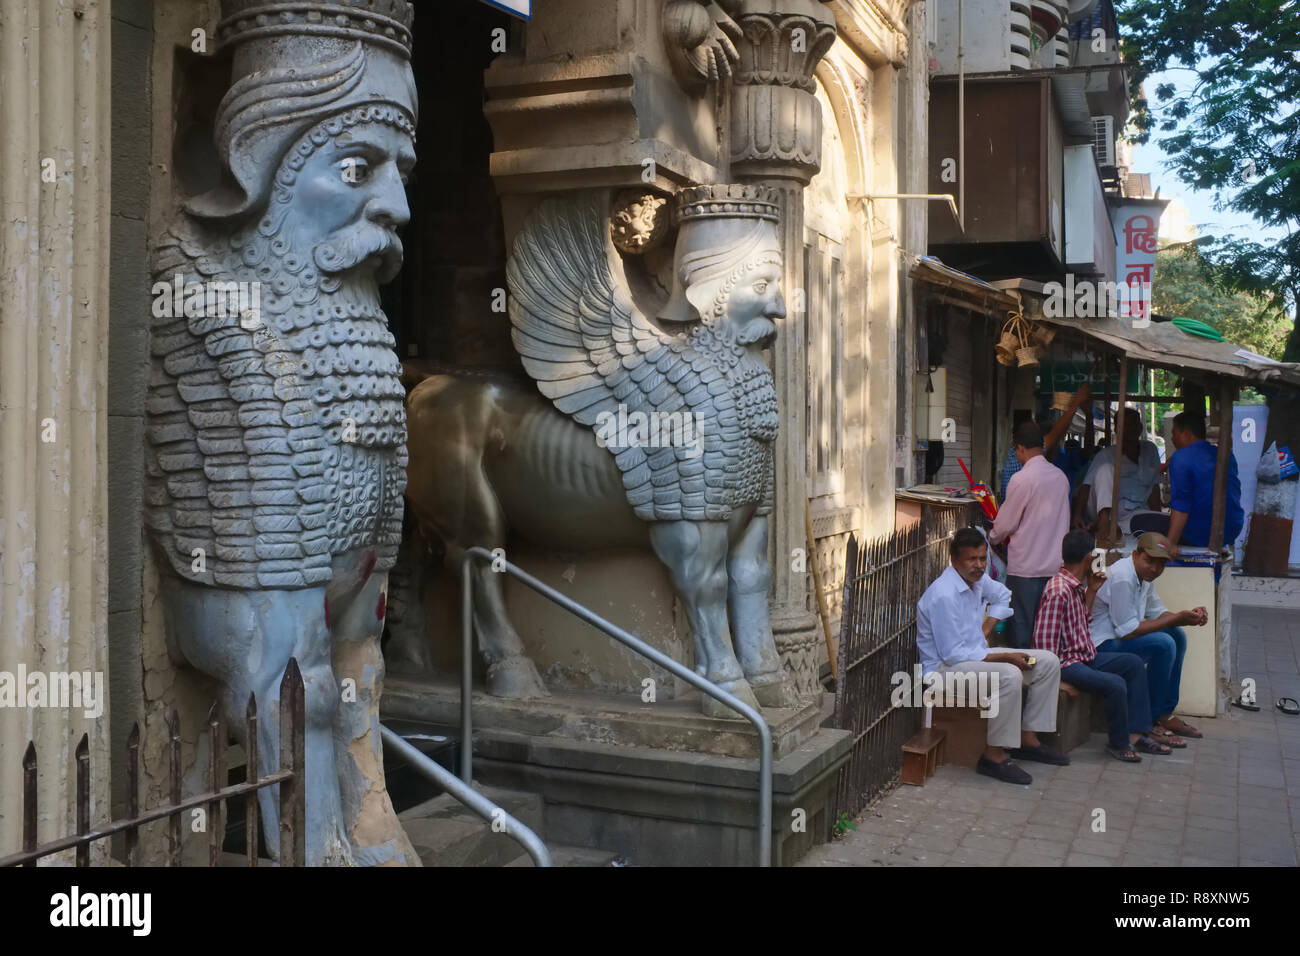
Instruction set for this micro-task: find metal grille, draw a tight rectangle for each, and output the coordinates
[1,659,306,868]
[830,506,975,819]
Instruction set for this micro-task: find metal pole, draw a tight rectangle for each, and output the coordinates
[460,553,474,785]
[958,0,965,231]
[463,546,773,866]
[380,724,553,867]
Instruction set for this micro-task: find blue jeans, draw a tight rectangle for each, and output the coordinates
[1006,575,1049,650]
[1061,653,1151,749]
[1098,626,1187,724]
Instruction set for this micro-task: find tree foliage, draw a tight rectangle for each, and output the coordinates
[1153,245,1292,358]
[1119,0,1300,323]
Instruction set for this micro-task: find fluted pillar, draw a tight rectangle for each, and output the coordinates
[729,0,836,700]
[0,0,112,859]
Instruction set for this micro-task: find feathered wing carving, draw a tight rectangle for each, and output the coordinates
[508,191,745,522]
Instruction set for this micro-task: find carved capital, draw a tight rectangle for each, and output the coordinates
[728,4,836,182]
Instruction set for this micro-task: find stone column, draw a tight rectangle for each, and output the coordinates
[0,0,112,858]
[729,0,836,700]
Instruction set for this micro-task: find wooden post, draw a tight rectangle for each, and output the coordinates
[1208,378,1236,553]
[1108,353,1129,543]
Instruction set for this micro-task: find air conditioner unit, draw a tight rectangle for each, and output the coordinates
[1091,115,1115,167]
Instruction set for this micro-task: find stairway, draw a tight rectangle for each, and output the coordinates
[397,785,626,867]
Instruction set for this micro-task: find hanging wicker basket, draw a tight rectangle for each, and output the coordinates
[1016,346,1041,368]
[995,344,1017,366]
[1029,323,1056,347]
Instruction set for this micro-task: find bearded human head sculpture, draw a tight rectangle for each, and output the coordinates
[145,0,419,866]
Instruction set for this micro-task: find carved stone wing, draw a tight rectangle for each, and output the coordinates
[507,191,738,522]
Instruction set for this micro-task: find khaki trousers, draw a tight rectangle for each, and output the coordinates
[934,650,1061,749]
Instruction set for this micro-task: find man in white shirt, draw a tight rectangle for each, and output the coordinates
[1090,533,1208,744]
[917,527,1066,784]
[1073,408,1162,538]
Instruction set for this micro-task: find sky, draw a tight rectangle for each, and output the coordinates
[1128,66,1288,247]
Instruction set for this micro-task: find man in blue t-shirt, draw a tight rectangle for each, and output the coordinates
[1166,411,1243,554]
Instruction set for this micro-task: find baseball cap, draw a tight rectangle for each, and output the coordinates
[1136,532,1172,560]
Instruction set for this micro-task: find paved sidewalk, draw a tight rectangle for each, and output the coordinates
[800,604,1300,867]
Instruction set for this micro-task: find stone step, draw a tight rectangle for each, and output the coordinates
[398,785,544,868]
[505,845,627,867]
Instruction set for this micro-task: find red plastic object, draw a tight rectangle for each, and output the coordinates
[957,457,999,521]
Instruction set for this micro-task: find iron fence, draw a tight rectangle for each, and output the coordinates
[1,658,306,867]
[830,505,976,820]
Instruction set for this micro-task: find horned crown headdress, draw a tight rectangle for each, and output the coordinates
[660,184,784,325]
[188,0,418,220]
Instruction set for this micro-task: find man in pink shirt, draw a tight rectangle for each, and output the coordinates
[988,421,1072,648]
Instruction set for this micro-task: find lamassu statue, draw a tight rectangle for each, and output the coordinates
[405,185,798,717]
[145,0,419,865]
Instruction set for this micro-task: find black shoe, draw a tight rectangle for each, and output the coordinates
[976,755,1032,785]
[1009,744,1070,766]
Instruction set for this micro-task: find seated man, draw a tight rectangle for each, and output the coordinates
[917,527,1068,785]
[1089,533,1208,745]
[1073,407,1162,539]
[1032,530,1168,762]
[1165,410,1243,555]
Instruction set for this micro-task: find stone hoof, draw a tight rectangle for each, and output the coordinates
[750,673,799,709]
[486,655,550,699]
[700,677,760,720]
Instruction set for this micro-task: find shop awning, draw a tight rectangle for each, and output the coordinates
[1029,311,1300,390]
[909,256,1021,315]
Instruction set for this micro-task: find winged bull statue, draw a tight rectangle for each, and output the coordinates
[404,184,797,717]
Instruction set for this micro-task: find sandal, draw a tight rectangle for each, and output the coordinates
[1134,735,1172,756]
[1159,716,1202,739]
[1231,697,1261,712]
[1277,697,1300,716]
[1106,745,1142,762]
[1149,727,1187,748]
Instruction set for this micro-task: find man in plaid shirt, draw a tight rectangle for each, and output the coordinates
[1032,530,1168,761]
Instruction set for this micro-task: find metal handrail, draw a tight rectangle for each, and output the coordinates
[378,724,552,867]
[458,545,773,867]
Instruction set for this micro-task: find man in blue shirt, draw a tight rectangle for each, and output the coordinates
[1165,411,1243,554]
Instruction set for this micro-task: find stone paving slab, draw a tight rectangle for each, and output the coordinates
[800,604,1300,867]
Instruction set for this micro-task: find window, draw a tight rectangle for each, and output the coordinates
[805,232,845,496]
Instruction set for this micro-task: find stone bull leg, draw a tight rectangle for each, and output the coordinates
[406,377,548,699]
[727,513,798,708]
[327,549,420,866]
[649,520,760,719]
[161,580,351,866]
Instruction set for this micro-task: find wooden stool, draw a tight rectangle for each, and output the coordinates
[901,727,947,785]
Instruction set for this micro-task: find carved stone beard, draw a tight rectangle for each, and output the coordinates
[687,320,779,443]
[224,215,408,452]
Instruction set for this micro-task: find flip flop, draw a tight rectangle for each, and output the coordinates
[1231,697,1261,712]
[1106,745,1142,763]
[1277,698,1300,716]
[1134,734,1171,756]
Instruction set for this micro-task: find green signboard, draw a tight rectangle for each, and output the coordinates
[1038,361,1142,394]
